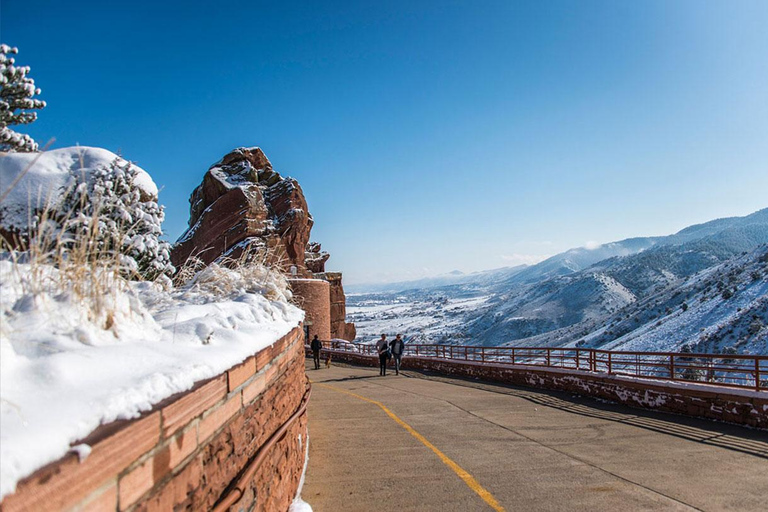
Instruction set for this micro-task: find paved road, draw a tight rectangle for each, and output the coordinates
[302,362,768,512]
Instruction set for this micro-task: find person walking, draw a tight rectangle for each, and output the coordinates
[390,334,405,375]
[376,334,389,376]
[310,335,323,370]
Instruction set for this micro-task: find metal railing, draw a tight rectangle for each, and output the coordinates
[315,340,767,392]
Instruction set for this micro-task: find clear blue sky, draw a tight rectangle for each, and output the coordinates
[3,0,767,284]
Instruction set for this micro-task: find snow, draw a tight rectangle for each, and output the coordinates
[0,147,158,231]
[348,295,490,344]
[288,433,313,512]
[0,259,303,499]
[289,499,314,512]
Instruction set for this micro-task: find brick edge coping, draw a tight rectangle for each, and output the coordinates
[1,324,305,512]
[320,349,768,430]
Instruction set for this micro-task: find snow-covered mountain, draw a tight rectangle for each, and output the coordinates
[349,208,768,354]
[346,265,527,295]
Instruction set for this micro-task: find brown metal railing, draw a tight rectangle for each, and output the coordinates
[211,382,312,512]
[314,340,767,392]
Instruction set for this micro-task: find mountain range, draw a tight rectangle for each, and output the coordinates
[348,208,768,354]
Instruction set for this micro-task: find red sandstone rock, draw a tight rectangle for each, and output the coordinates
[170,146,356,340]
[305,242,330,273]
[171,147,313,273]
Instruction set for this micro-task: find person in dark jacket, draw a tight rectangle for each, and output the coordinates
[310,335,323,370]
[389,334,405,375]
[376,334,389,376]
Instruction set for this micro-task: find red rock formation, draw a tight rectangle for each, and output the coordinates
[304,242,330,273]
[171,147,313,274]
[172,146,356,341]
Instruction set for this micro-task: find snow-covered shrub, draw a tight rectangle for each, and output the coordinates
[0,44,46,152]
[57,158,174,282]
[677,344,705,381]
[0,147,173,327]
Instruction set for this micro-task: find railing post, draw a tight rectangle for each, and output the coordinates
[670,355,675,380]
[481,347,485,363]
[608,352,612,374]
[546,349,551,367]
[464,346,468,360]
[756,358,761,392]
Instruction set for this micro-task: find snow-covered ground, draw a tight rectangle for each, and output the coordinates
[348,295,489,344]
[0,259,302,499]
[596,253,768,354]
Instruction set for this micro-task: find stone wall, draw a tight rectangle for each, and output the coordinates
[324,350,768,430]
[2,327,308,512]
[316,272,356,341]
[289,278,331,342]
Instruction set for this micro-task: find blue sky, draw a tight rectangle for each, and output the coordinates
[3,0,767,284]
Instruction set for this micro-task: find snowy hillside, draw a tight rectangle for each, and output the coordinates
[585,247,768,354]
[346,265,527,295]
[350,209,768,355]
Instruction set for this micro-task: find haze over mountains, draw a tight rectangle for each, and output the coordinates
[348,208,768,354]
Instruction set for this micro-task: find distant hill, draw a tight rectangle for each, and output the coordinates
[349,208,768,354]
[499,208,768,287]
[346,265,527,294]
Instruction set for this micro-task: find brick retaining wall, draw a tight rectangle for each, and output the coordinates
[2,326,308,512]
[324,349,768,429]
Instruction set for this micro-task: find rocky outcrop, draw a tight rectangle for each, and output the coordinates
[172,146,356,341]
[305,242,330,273]
[171,147,313,274]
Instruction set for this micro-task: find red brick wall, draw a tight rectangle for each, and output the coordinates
[1,326,309,512]
[317,272,355,341]
[325,350,768,430]
[289,278,331,341]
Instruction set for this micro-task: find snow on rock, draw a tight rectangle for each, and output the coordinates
[0,146,158,232]
[0,259,303,499]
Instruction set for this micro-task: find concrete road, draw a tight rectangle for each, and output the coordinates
[302,362,768,512]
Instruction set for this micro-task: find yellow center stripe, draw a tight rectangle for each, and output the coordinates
[315,382,506,512]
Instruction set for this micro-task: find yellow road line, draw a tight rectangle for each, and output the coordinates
[314,381,506,512]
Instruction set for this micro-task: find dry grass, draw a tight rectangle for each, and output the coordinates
[1,192,133,327]
[175,244,291,302]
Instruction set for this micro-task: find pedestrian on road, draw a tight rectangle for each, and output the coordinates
[390,334,405,375]
[310,335,323,370]
[376,334,389,376]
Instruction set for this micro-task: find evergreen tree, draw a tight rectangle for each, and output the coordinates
[0,44,46,152]
[59,158,175,282]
